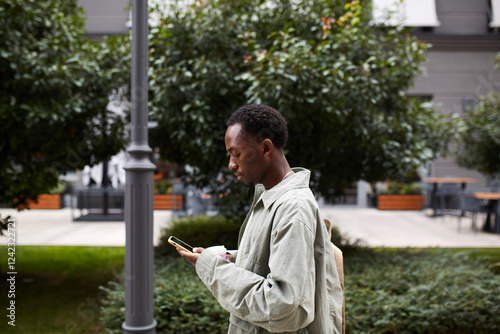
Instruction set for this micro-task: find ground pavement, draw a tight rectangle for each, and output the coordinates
[0,208,171,246]
[0,206,499,248]
[322,205,499,248]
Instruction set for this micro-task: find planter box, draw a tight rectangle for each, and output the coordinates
[24,194,62,209]
[377,195,425,210]
[154,194,183,210]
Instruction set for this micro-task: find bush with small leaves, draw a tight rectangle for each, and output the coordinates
[155,215,242,259]
[100,258,229,334]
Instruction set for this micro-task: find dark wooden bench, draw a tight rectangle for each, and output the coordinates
[154,194,184,210]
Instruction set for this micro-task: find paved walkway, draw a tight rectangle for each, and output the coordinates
[321,206,499,248]
[0,206,499,248]
[0,208,172,246]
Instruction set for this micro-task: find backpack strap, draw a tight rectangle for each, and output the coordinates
[324,219,345,334]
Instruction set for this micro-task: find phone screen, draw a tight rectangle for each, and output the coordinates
[169,236,194,253]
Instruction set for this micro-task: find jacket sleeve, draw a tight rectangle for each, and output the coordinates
[196,216,316,332]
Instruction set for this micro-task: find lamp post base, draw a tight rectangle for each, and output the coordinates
[123,320,157,334]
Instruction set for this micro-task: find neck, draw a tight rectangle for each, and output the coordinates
[262,155,292,190]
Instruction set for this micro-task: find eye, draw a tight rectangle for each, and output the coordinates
[227,150,240,159]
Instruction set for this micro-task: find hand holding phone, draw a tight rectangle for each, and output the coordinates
[168,236,228,268]
[168,236,194,253]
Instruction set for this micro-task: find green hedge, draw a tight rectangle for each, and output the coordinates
[100,216,500,333]
[155,215,242,258]
[100,258,228,333]
[345,249,500,333]
[101,216,240,333]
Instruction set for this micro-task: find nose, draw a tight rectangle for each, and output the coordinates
[228,158,237,172]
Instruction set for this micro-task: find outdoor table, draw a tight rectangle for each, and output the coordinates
[473,192,500,233]
[424,177,477,217]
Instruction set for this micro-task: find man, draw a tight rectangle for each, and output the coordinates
[178,104,343,333]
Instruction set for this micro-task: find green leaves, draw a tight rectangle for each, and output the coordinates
[101,257,230,334]
[147,0,455,215]
[456,92,500,177]
[346,249,500,333]
[0,0,130,208]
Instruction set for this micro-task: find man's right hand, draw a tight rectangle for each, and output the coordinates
[177,247,204,268]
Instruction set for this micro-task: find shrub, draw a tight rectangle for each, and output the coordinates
[456,91,500,177]
[0,214,11,236]
[102,215,241,333]
[376,181,423,195]
[101,216,499,334]
[155,215,242,259]
[156,214,358,257]
[102,215,357,333]
[345,249,500,333]
[100,257,229,334]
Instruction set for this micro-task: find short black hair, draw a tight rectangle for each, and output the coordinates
[227,104,288,148]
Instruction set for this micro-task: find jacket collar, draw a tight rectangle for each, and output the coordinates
[254,167,311,210]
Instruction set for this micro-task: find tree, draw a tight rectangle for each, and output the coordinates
[456,92,500,178]
[0,0,130,208]
[148,0,455,218]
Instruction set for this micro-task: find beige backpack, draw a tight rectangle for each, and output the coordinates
[324,219,345,334]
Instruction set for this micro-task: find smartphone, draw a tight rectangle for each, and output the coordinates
[168,236,194,253]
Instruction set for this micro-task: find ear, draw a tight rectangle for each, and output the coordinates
[261,138,273,157]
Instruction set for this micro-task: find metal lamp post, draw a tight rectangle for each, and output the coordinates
[122,0,157,333]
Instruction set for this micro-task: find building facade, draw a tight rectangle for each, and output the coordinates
[409,0,500,189]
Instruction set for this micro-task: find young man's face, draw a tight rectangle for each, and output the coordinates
[225,124,268,187]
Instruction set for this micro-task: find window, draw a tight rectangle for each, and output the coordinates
[371,0,440,27]
[462,97,479,114]
[412,95,433,103]
[78,0,130,35]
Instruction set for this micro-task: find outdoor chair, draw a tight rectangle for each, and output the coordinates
[423,182,434,210]
[436,183,461,216]
[457,193,483,233]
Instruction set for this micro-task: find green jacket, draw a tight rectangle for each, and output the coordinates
[196,168,343,333]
